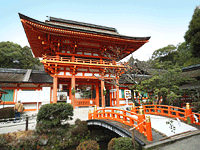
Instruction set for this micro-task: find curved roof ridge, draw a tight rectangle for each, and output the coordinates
[18,13,150,41]
[47,16,118,32]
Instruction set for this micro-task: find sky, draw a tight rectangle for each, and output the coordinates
[0,0,199,61]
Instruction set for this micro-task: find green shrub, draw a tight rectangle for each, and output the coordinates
[76,140,100,150]
[71,121,88,137]
[108,137,139,150]
[0,133,14,147]
[45,135,62,150]
[36,103,73,133]
[0,107,15,119]
[42,120,90,150]
[107,138,115,150]
[14,136,40,150]
[69,120,90,147]
[75,118,82,125]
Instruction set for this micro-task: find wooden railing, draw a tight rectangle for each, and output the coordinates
[88,103,200,141]
[88,107,153,141]
[42,55,124,67]
[132,103,200,125]
[75,98,96,107]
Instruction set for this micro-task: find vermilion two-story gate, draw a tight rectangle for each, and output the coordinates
[19,13,150,108]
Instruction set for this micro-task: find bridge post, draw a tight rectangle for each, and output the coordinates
[123,111,127,122]
[88,110,92,119]
[186,103,193,124]
[146,116,153,141]
[131,103,136,113]
[138,106,145,133]
[168,106,171,116]
[93,105,97,119]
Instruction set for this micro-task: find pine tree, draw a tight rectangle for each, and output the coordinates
[184,6,200,57]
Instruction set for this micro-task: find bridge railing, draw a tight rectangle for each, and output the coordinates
[132,103,200,125]
[88,107,153,141]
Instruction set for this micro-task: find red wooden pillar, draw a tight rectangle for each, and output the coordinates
[91,85,94,98]
[116,77,119,107]
[69,83,72,103]
[146,116,153,141]
[53,75,58,103]
[96,83,99,107]
[101,78,105,108]
[71,74,75,108]
[109,87,112,107]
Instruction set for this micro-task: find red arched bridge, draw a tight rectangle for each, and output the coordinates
[87,103,200,143]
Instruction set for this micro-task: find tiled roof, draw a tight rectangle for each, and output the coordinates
[0,72,24,82]
[47,16,118,34]
[182,69,200,78]
[19,13,150,41]
[29,73,53,83]
[0,68,53,83]
[182,64,200,72]
[179,82,200,90]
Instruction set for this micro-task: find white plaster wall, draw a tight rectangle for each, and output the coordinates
[0,105,14,109]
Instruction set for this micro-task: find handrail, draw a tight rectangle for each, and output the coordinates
[132,104,200,125]
[88,104,200,141]
[88,107,153,141]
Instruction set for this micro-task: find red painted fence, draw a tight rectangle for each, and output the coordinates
[88,107,153,141]
[88,103,200,142]
[75,98,96,107]
[132,103,200,125]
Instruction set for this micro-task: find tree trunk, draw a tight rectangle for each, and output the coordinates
[131,89,136,103]
[161,96,168,105]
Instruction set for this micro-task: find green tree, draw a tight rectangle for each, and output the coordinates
[143,43,199,105]
[141,65,195,105]
[20,46,41,69]
[176,42,200,67]
[149,44,177,69]
[0,41,42,69]
[184,6,200,57]
[176,42,191,67]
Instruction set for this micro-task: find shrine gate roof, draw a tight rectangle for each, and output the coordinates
[19,13,150,59]
[46,16,118,34]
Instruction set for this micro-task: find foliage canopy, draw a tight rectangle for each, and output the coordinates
[184,6,200,58]
[0,41,42,69]
[36,103,73,133]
